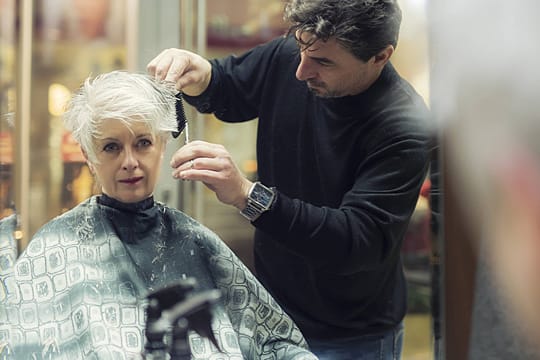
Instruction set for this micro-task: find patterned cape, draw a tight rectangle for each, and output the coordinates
[0,196,317,359]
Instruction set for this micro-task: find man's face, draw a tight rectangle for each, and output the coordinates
[295,31,381,97]
[88,119,165,203]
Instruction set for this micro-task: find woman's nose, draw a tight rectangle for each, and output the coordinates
[122,149,138,170]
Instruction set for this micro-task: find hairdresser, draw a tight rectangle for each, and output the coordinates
[148,1,430,358]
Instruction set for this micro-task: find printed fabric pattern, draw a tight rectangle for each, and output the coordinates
[0,197,316,359]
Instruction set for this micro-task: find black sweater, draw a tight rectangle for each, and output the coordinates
[185,35,431,340]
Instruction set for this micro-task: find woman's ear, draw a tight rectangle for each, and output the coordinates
[81,148,95,174]
[159,138,167,159]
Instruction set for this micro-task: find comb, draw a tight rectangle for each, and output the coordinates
[173,92,189,143]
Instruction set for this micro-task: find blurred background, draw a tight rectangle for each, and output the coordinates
[0,1,433,358]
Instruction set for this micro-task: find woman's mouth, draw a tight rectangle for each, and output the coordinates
[119,176,143,184]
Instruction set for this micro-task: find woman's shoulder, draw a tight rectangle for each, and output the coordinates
[159,203,228,253]
[35,197,96,232]
[159,202,207,229]
[24,197,103,251]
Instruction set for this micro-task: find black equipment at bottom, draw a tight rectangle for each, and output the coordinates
[143,278,222,360]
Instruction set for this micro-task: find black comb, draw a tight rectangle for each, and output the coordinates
[173,92,188,139]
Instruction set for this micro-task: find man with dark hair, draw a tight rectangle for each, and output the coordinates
[148,0,430,358]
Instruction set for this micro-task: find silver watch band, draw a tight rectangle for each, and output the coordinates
[240,182,276,221]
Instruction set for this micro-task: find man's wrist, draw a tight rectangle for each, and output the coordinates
[240,182,276,221]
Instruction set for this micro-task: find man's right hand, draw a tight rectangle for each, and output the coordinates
[170,140,253,211]
[147,48,212,96]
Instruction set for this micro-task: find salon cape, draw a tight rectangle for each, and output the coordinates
[0,195,316,359]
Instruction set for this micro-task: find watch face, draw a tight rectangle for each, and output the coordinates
[251,183,274,207]
[241,182,275,221]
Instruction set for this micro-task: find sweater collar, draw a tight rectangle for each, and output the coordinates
[97,194,160,244]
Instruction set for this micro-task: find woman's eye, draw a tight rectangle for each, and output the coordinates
[137,138,152,148]
[103,143,120,152]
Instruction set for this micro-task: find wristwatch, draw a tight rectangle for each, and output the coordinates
[240,182,276,221]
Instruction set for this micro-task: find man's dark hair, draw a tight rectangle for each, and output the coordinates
[284,0,402,62]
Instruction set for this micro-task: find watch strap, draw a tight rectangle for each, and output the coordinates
[240,182,276,221]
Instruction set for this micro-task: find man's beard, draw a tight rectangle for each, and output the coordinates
[306,80,341,98]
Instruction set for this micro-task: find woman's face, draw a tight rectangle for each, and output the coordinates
[87,119,166,203]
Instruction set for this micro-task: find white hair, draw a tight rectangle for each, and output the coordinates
[63,71,178,162]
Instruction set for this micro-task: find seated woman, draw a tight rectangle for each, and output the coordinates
[0,71,316,359]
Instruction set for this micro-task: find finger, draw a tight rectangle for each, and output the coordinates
[169,141,198,168]
[163,60,182,84]
[146,55,159,76]
[170,148,192,168]
[187,140,229,156]
[171,159,193,179]
[172,154,235,181]
[191,156,231,173]
[174,168,228,184]
[146,54,161,76]
[170,141,225,168]
[172,156,216,174]
[146,50,172,79]
[148,49,189,83]
[163,56,191,88]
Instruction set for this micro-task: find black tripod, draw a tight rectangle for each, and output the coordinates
[143,278,221,360]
